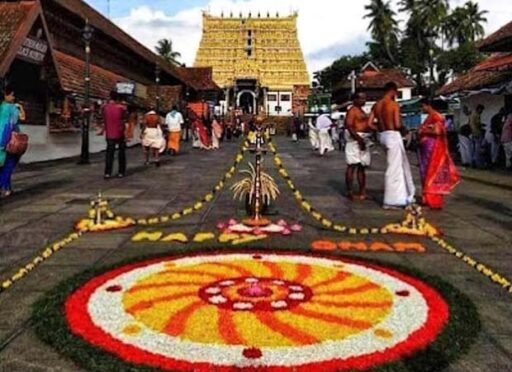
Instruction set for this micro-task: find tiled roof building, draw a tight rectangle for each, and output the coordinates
[0,0,219,132]
[438,21,512,96]
[478,21,512,53]
[333,62,414,103]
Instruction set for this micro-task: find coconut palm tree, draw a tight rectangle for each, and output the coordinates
[417,0,449,33]
[442,1,488,46]
[398,0,417,14]
[364,0,400,64]
[155,38,182,66]
[463,1,488,42]
[442,7,467,46]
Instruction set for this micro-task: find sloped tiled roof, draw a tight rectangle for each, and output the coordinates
[438,53,512,95]
[474,52,512,72]
[478,21,512,52]
[54,49,127,99]
[0,1,40,76]
[334,68,414,92]
[177,67,220,91]
[437,70,511,96]
[50,0,190,88]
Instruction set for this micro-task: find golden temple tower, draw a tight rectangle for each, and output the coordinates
[194,11,310,116]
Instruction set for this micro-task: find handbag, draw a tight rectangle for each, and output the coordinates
[6,131,29,156]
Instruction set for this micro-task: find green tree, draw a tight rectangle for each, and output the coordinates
[315,54,370,91]
[464,1,488,41]
[155,39,182,66]
[417,0,449,34]
[364,0,400,65]
[437,42,484,84]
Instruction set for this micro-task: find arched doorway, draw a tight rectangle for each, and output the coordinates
[237,90,256,114]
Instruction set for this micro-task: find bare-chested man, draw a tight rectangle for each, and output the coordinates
[369,82,415,209]
[344,92,376,200]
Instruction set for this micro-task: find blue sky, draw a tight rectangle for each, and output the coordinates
[87,0,206,18]
[85,0,512,76]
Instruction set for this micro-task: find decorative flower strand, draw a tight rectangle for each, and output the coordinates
[270,136,511,296]
[136,139,250,226]
[268,137,385,235]
[431,236,512,295]
[0,231,83,294]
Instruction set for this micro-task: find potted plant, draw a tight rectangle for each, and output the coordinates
[231,162,280,216]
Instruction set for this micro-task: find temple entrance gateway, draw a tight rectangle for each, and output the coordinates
[238,90,256,114]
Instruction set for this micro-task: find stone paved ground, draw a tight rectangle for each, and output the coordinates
[0,136,511,371]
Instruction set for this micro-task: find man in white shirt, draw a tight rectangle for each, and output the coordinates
[165,106,184,155]
[316,110,334,155]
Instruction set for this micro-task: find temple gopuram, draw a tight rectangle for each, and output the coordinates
[194,11,310,116]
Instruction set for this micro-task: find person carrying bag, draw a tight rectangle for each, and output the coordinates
[0,86,27,197]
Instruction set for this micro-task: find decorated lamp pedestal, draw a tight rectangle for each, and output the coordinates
[74,192,135,232]
[243,120,271,227]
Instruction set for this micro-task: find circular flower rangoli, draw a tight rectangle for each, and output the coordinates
[65,253,449,371]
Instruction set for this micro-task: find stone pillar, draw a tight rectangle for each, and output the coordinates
[263,88,268,115]
[225,87,230,110]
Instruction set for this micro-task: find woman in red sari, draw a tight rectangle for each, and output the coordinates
[418,99,460,209]
[190,111,211,150]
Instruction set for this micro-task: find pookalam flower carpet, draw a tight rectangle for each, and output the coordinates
[34,250,479,372]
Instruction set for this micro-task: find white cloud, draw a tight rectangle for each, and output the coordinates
[114,0,512,79]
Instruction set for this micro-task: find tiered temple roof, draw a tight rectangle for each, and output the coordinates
[194,12,310,91]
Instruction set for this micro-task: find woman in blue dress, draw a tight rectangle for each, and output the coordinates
[0,86,24,197]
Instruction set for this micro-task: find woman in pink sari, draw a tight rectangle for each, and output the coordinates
[418,99,460,209]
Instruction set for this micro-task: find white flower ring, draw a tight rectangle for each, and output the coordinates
[65,252,449,371]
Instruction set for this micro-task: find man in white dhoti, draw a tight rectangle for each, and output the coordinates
[316,110,334,156]
[308,118,319,150]
[458,124,472,166]
[369,82,415,209]
[141,110,166,167]
[345,92,376,200]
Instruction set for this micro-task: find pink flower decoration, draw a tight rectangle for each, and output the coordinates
[282,228,292,236]
[228,219,237,226]
[216,222,227,230]
[277,219,287,227]
[290,224,302,232]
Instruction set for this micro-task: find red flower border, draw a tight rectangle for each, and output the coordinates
[65,252,449,372]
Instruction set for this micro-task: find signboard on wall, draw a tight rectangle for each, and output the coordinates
[116,82,136,95]
[17,37,48,65]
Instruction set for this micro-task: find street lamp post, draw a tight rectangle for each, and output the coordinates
[429,48,435,99]
[184,87,190,142]
[425,31,437,99]
[155,64,161,113]
[79,19,94,165]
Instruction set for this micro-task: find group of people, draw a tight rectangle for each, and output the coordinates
[0,82,464,210]
[315,82,460,210]
[100,90,230,178]
[458,104,512,170]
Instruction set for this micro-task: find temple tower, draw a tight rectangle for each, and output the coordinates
[194,12,310,116]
